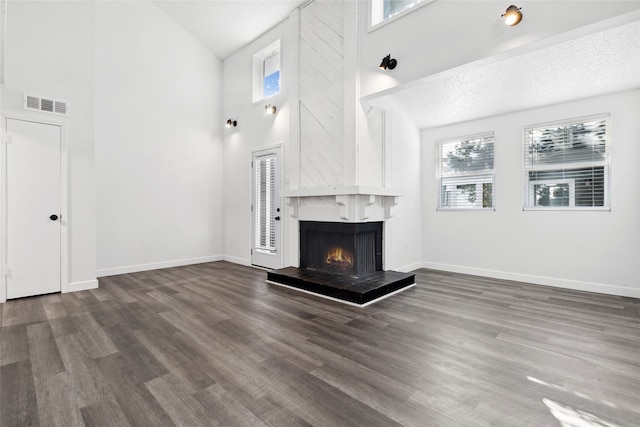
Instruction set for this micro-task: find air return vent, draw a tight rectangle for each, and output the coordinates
[24,94,69,116]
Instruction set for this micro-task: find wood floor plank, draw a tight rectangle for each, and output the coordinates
[145,373,215,427]
[71,312,118,359]
[1,262,638,427]
[93,352,174,426]
[55,333,109,408]
[193,383,269,427]
[132,329,216,391]
[80,395,131,427]
[26,322,65,377]
[258,357,403,427]
[42,371,86,427]
[0,361,40,427]
[0,324,30,366]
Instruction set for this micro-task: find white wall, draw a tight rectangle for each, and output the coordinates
[358,0,640,97]
[95,1,223,276]
[354,1,640,280]
[421,90,640,298]
[1,0,97,294]
[223,20,292,266]
[382,103,422,272]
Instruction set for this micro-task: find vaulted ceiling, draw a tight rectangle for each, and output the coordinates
[154,0,307,59]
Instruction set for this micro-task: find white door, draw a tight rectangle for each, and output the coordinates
[251,147,282,269]
[5,118,62,299]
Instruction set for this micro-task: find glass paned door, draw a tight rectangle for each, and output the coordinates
[252,147,282,269]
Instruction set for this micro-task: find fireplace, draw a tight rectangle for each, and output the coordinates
[300,221,382,277]
[267,220,415,306]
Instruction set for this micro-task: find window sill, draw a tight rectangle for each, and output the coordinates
[436,208,495,212]
[523,207,611,212]
[252,91,283,107]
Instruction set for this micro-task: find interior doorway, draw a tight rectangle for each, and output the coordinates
[3,118,63,299]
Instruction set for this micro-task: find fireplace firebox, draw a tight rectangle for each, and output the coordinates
[300,221,382,277]
[267,220,415,306]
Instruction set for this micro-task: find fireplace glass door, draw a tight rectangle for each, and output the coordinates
[300,221,382,278]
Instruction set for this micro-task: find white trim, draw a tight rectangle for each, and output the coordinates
[65,279,98,293]
[0,0,7,84]
[421,262,640,299]
[266,280,416,307]
[96,255,223,278]
[223,255,251,267]
[390,261,423,274]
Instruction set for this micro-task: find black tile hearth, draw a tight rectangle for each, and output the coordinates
[266,267,415,306]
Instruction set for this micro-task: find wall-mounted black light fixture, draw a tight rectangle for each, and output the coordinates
[226,119,237,128]
[502,5,522,26]
[379,54,397,70]
[265,104,277,114]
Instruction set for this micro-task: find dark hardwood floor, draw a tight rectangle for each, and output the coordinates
[1,261,638,426]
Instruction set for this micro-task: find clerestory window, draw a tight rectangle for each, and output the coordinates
[252,40,280,103]
[371,0,434,29]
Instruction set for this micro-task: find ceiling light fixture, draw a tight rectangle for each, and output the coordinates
[226,119,237,128]
[265,104,277,114]
[502,5,523,26]
[379,54,397,70]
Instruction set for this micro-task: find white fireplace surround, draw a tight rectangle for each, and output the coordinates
[281,186,402,223]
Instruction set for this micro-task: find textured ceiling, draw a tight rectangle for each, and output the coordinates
[365,14,640,129]
[154,0,307,59]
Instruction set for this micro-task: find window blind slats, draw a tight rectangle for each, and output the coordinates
[263,52,279,76]
[524,115,609,209]
[437,133,494,209]
[255,155,277,252]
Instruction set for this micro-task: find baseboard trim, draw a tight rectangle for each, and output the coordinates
[65,279,98,293]
[391,261,424,274]
[223,255,251,267]
[421,262,640,298]
[97,255,224,277]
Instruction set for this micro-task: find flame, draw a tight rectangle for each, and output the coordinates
[325,247,353,266]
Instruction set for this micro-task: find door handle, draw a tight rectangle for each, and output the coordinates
[49,214,59,221]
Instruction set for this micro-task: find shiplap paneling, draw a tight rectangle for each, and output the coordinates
[299,0,344,188]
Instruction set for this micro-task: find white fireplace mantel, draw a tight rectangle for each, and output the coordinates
[281,186,403,222]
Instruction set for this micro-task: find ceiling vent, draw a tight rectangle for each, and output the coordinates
[24,94,69,116]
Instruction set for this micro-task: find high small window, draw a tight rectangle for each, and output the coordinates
[436,133,495,210]
[523,115,609,210]
[371,0,434,28]
[252,40,280,103]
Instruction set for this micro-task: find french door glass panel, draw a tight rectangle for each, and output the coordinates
[252,147,282,269]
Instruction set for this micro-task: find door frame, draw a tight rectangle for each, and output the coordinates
[1,114,69,303]
[251,143,284,270]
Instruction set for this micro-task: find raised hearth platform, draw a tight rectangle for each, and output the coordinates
[266,267,415,307]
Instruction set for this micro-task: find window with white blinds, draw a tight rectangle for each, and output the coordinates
[523,115,609,209]
[255,154,277,253]
[436,133,495,210]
